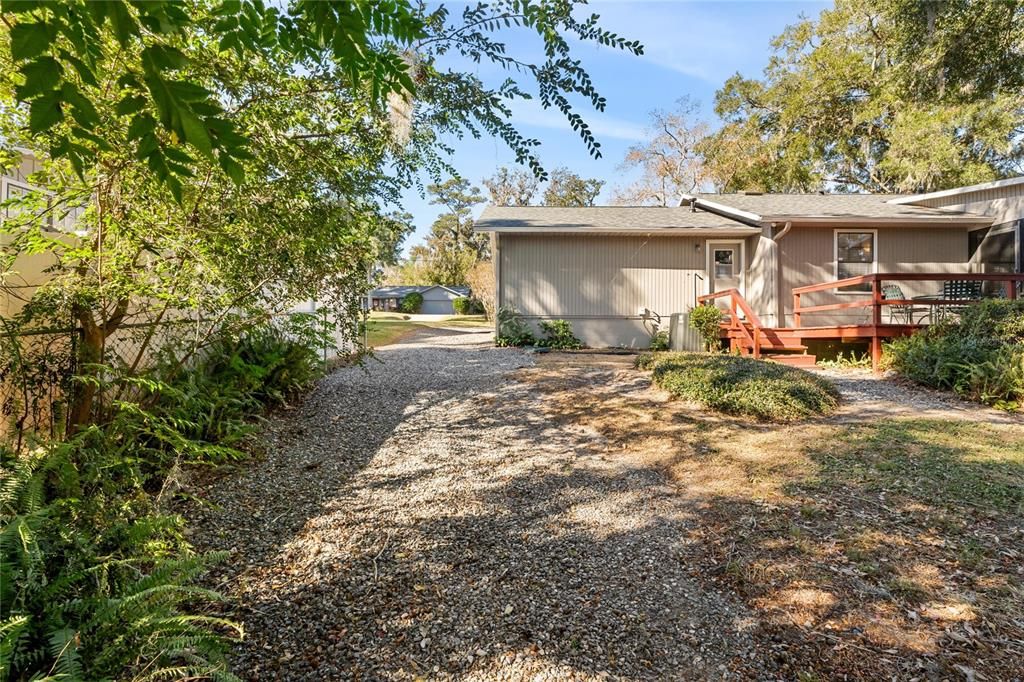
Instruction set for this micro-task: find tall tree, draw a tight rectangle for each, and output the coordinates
[482,166,539,206]
[614,97,710,205]
[542,167,604,206]
[427,178,488,258]
[1,0,643,429]
[700,0,1024,193]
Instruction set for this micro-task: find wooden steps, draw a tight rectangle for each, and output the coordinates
[765,353,817,368]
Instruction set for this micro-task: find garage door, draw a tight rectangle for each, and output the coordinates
[420,298,455,314]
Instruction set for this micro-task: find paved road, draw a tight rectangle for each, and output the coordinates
[187,329,755,681]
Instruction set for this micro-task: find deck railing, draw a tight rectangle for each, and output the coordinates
[696,288,763,358]
[792,273,1024,371]
[792,273,1023,329]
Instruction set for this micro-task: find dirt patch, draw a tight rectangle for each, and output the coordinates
[520,353,1024,680]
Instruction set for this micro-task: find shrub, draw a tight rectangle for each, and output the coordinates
[495,306,536,347]
[0,321,322,679]
[886,299,1024,409]
[452,296,472,315]
[0,437,240,681]
[641,352,840,421]
[689,305,724,351]
[399,291,423,313]
[649,329,670,351]
[635,352,658,370]
[537,319,584,350]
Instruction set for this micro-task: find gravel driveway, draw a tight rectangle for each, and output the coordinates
[187,329,756,680]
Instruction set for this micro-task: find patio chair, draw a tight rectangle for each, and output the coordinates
[939,279,983,320]
[882,284,928,324]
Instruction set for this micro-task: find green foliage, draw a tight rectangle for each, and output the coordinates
[634,351,659,370]
[495,306,536,347]
[399,292,423,314]
[689,305,724,352]
[816,350,871,370]
[1,0,645,193]
[0,322,323,679]
[482,166,539,206]
[541,167,604,207]
[642,352,840,421]
[537,319,584,350]
[452,297,472,315]
[648,330,670,351]
[0,439,239,681]
[701,0,1024,193]
[886,300,1024,409]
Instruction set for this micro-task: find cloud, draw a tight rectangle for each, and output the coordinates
[509,98,648,142]
[582,1,826,85]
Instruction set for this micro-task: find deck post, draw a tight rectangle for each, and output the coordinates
[871,276,882,327]
[793,292,801,328]
[1007,278,1018,300]
[871,336,882,374]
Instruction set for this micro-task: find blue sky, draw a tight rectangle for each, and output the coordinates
[399,0,829,255]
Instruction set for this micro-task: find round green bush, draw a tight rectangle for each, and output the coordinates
[644,352,840,421]
[452,296,472,315]
[399,291,423,313]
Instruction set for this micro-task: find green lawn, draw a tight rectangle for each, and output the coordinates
[362,314,491,348]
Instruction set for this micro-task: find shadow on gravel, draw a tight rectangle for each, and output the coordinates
[188,341,759,680]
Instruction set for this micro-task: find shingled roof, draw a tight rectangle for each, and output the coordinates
[474,206,761,235]
[689,193,991,225]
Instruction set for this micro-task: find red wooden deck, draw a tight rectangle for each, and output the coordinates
[699,273,1024,372]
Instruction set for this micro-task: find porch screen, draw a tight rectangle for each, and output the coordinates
[836,231,875,292]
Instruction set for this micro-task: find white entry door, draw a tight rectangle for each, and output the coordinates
[706,240,745,297]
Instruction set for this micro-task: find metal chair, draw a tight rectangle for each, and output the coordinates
[882,284,928,324]
[939,280,983,320]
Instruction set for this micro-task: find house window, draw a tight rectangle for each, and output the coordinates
[835,230,876,292]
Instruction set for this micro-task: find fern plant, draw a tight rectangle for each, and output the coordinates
[0,447,241,681]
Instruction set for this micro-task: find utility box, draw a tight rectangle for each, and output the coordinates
[669,312,702,352]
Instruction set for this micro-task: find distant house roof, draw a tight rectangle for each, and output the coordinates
[369,285,469,298]
[686,192,992,226]
[474,206,761,235]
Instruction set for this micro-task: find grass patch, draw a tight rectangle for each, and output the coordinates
[808,419,1024,512]
[364,319,418,346]
[637,352,840,421]
[525,355,1024,678]
[363,315,491,347]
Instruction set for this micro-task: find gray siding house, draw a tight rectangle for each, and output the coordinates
[476,179,1023,349]
[368,285,470,314]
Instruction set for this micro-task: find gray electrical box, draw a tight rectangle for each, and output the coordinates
[669,312,702,352]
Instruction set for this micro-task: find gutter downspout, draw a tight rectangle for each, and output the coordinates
[772,222,792,326]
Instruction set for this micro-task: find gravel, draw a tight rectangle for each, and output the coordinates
[814,368,1022,424]
[185,328,756,680]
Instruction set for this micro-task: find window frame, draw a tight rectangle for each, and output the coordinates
[833,228,878,295]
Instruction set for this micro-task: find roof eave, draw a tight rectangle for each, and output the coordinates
[889,176,1024,205]
[474,226,761,236]
[763,215,993,227]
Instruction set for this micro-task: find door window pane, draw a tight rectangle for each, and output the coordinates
[714,249,734,278]
[836,231,875,292]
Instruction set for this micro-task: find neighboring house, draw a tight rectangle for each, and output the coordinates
[476,178,1024,361]
[368,285,470,314]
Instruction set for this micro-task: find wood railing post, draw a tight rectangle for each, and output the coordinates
[1007,278,1018,300]
[871,276,882,327]
[871,275,882,375]
[793,293,801,328]
[753,327,760,359]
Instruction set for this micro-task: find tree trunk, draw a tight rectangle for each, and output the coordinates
[67,312,104,431]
